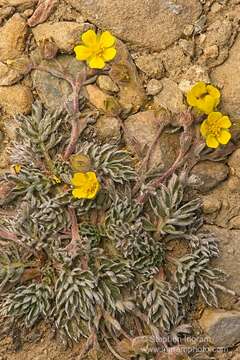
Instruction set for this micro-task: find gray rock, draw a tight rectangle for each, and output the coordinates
[0,14,28,62]
[0,56,32,86]
[0,0,34,9]
[228,149,240,178]
[199,309,240,347]
[95,116,120,141]
[211,35,240,122]
[0,84,33,115]
[124,110,179,169]
[154,78,186,114]
[85,84,117,114]
[146,79,163,96]
[191,161,229,192]
[178,39,195,57]
[135,54,164,79]
[202,196,221,214]
[204,225,240,309]
[67,0,202,51]
[0,6,14,24]
[97,75,119,93]
[32,55,85,110]
[226,176,240,193]
[183,24,194,37]
[229,215,240,230]
[32,21,87,53]
[179,65,210,93]
[110,41,146,114]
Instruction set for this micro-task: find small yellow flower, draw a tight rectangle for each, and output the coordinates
[74,29,117,69]
[186,81,220,114]
[12,164,21,174]
[71,171,100,199]
[200,112,232,148]
[51,175,61,184]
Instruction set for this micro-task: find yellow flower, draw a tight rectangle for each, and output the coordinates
[186,81,220,114]
[71,171,100,199]
[200,112,232,148]
[51,175,61,184]
[12,164,21,174]
[74,29,117,69]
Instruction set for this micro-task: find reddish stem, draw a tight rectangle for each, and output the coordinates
[63,116,80,160]
[0,229,38,256]
[65,207,88,269]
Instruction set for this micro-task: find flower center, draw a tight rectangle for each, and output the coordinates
[93,43,105,57]
[86,182,98,196]
[196,91,208,100]
[207,120,221,137]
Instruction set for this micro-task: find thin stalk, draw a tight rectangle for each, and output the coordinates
[40,142,54,172]
[0,230,38,257]
[65,207,88,269]
[213,283,238,298]
[104,337,128,360]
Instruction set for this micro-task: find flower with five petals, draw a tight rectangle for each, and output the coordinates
[187,81,220,114]
[71,171,100,199]
[200,112,232,148]
[74,29,116,69]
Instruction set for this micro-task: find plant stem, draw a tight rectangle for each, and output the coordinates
[213,283,238,297]
[40,142,54,172]
[133,116,170,194]
[136,126,194,204]
[0,230,38,257]
[65,207,88,269]
[63,115,80,160]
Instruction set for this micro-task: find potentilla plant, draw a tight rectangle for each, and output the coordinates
[0,29,236,359]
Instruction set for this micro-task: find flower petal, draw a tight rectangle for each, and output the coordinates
[102,47,117,61]
[81,30,97,46]
[207,84,220,105]
[200,119,208,137]
[74,45,92,60]
[217,129,231,145]
[71,172,87,187]
[206,134,219,148]
[218,115,231,129]
[88,56,105,69]
[198,95,215,114]
[100,31,116,48]
[85,185,100,199]
[85,171,98,182]
[191,81,207,97]
[207,111,222,122]
[72,188,87,199]
[186,92,198,107]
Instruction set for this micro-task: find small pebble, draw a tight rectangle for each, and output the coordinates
[97,75,119,93]
[22,9,34,18]
[211,2,223,13]
[146,79,162,96]
[229,215,240,230]
[202,196,221,214]
[183,24,194,37]
[204,45,219,59]
[227,176,240,192]
[179,39,194,56]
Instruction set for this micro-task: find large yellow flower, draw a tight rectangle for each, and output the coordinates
[200,112,232,148]
[74,29,117,69]
[71,171,100,199]
[186,81,220,114]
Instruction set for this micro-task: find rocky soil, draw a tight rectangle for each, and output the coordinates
[0,0,240,359]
